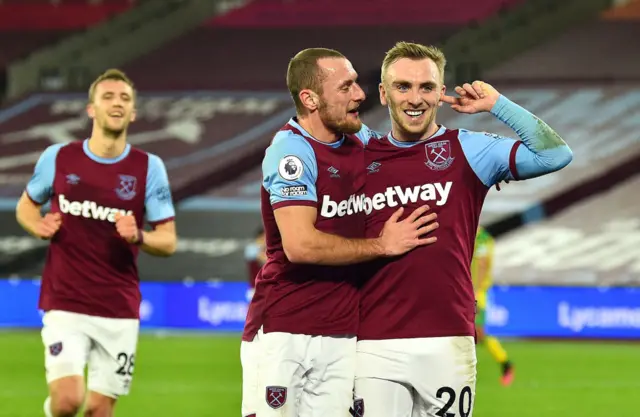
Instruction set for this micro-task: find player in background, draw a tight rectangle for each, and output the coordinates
[355,42,572,417]
[15,69,177,417]
[472,226,514,386]
[242,48,439,417]
[244,227,266,301]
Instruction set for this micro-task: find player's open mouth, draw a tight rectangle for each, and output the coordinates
[404,110,425,119]
[347,109,359,116]
[109,112,124,118]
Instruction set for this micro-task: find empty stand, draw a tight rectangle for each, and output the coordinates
[0,31,72,67]
[494,174,640,286]
[0,1,132,30]
[122,0,524,91]
[208,0,522,27]
[123,25,456,91]
[0,0,133,67]
[486,19,640,82]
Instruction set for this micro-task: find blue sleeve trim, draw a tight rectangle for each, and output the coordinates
[25,144,64,204]
[458,130,518,187]
[262,130,318,206]
[145,154,176,223]
[354,123,383,146]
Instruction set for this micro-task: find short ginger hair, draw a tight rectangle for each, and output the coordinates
[286,48,345,113]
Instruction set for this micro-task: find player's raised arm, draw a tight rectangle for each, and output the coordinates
[443,81,573,185]
[16,144,63,239]
[117,154,177,256]
[266,132,437,265]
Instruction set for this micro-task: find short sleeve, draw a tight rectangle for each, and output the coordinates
[458,129,521,187]
[26,144,63,204]
[145,154,175,225]
[262,130,318,209]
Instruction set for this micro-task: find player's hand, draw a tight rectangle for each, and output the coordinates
[440,81,500,114]
[35,212,62,240]
[115,213,140,244]
[379,206,439,256]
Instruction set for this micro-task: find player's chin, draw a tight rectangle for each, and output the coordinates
[104,125,126,138]
[399,121,426,134]
[342,116,362,134]
[105,121,127,134]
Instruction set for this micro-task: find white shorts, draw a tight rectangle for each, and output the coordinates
[355,336,477,417]
[257,329,356,417]
[41,310,139,398]
[241,337,260,417]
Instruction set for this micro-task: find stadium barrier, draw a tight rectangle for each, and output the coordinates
[486,286,640,339]
[1,279,640,339]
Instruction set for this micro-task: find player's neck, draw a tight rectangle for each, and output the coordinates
[297,115,341,144]
[392,122,440,142]
[87,134,127,159]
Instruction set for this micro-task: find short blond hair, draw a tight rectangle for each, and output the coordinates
[381,42,446,84]
[286,48,345,114]
[88,68,136,103]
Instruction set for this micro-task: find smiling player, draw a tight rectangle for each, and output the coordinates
[241,48,439,417]
[355,42,572,417]
[16,69,177,417]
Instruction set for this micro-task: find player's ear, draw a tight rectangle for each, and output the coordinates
[130,107,137,123]
[299,89,318,112]
[379,83,388,106]
[438,84,447,107]
[86,103,95,119]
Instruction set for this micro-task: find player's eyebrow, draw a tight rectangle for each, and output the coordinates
[393,80,438,89]
[101,91,131,99]
[338,79,355,89]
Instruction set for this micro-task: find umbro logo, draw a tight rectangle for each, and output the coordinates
[328,166,340,178]
[66,174,80,185]
[367,162,381,174]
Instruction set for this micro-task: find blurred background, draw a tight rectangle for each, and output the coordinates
[0,0,639,416]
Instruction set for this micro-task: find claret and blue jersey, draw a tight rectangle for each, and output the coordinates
[26,139,175,320]
[246,118,371,338]
[28,139,174,225]
[358,95,572,341]
[252,95,572,340]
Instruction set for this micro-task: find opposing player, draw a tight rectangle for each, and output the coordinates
[472,226,514,386]
[355,42,572,417]
[241,48,439,417]
[15,69,177,417]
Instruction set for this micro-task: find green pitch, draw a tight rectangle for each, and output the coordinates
[0,331,637,417]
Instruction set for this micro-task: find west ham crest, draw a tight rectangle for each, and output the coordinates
[49,342,63,356]
[115,175,137,200]
[425,140,454,171]
[266,386,287,409]
[350,398,365,417]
